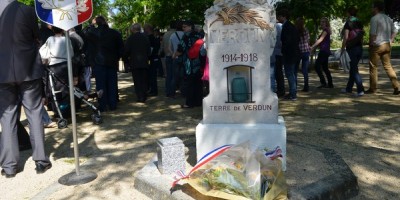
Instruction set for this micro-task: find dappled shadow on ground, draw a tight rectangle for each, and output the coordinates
[42,73,203,199]
[283,62,400,199]
[37,60,399,199]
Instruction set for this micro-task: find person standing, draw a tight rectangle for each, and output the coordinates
[123,23,151,103]
[170,21,185,96]
[164,21,177,98]
[0,0,52,178]
[340,6,365,97]
[40,26,75,117]
[311,17,334,89]
[295,17,311,92]
[85,16,124,111]
[272,22,285,97]
[144,24,160,96]
[175,20,204,108]
[277,9,300,101]
[366,1,400,95]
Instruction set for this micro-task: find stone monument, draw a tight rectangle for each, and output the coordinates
[196,0,287,169]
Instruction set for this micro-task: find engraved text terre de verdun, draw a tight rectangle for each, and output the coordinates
[209,28,268,44]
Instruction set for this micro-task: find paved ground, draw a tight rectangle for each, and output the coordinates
[0,59,399,199]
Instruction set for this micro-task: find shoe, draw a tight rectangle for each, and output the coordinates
[283,95,297,101]
[1,169,16,178]
[180,104,193,109]
[354,91,364,97]
[301,87,309,92]
[327,84,334,88]
[44,121,57,128]
[393,88,400,95]
[340,88,352,94]
[365,89,376,94]
[317,84,327,89]
[35,163,52,174]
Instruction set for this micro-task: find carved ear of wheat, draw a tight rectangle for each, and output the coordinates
[210,3,273,30]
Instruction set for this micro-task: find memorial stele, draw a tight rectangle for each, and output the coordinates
[196,0,287,169]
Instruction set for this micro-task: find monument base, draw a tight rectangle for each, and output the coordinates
[196,116,286,170]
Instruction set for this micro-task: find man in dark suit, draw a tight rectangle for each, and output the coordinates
[0,0,52,178]
[123,23,151,103]
[277,9,301,101]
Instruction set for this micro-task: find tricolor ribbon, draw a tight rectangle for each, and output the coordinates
[171,144,232,188]
[264,146,282,160]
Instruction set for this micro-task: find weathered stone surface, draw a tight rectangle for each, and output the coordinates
[203,0,278,124]
[157,137,185,174]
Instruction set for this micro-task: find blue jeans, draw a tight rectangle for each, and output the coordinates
[174,58,185,95]
[93,65,118,111]
[283,60,297,98]
[295,52,310,89]
[275,55,285,95]
[346,46,364,93]
[270,61,276,92]
[165,56,176,96]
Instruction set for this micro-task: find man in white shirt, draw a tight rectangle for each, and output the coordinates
[163,21,176,98]
[367,1,399,95]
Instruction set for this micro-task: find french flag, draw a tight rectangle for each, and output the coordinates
[172,144,232,188]
[35,0,92,31]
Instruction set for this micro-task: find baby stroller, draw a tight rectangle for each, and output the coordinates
[46,68,102,129]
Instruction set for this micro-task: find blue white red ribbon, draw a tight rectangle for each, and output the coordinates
[264,146,282,160]
[171,144,232,188]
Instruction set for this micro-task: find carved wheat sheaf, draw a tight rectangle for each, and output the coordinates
[210,3,273,30]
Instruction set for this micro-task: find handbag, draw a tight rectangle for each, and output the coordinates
[39,39,51,65]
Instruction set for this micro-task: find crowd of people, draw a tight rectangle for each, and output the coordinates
[0,0,398,178]
[272,1,399,101]
[0,3,208,177]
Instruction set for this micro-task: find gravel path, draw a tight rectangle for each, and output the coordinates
[0,60,399,199]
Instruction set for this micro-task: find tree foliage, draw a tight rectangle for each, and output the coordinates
[386,0,400,21]
[17,0,398,42]
[111,0,214,37]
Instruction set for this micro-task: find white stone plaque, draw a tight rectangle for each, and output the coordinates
[203,0,277,124]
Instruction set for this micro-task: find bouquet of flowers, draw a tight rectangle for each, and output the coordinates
[172,142,287,200]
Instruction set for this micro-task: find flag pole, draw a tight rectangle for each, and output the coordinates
[58,30,97,185]
[65,31,81,175]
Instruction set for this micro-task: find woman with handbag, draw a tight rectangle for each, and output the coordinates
[39,26,74,117]
[340,6,365,97]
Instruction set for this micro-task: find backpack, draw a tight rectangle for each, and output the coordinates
[188,39,204,59]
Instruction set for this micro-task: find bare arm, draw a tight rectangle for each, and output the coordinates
[390,32,397,43]
[310,31,327,51]
[341,29,349,50]
[369,34,377,47]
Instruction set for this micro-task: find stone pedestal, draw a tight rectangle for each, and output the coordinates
[156,137,185,174]
[195,0,286,171]
[196,116,286,170]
